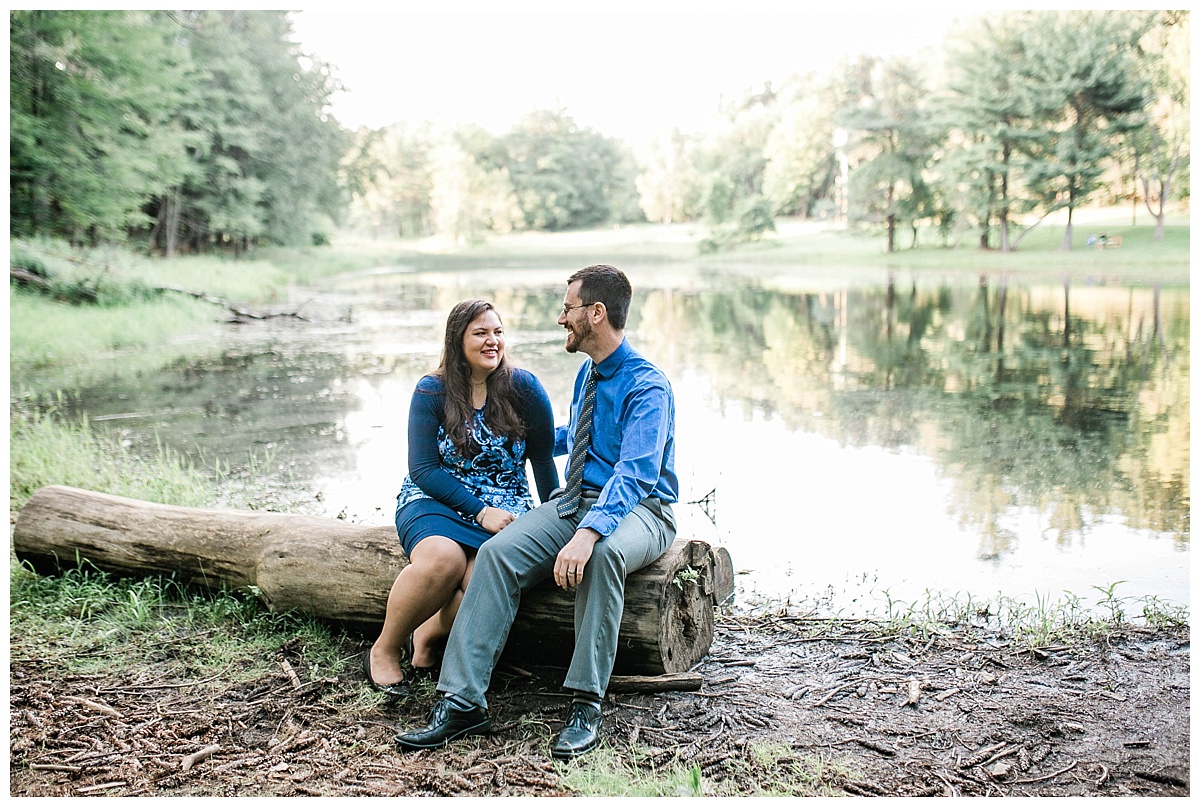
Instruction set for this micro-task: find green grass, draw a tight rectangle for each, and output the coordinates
[10,235,396,302]
[8,558,359,688]
[863,583,1189,647]
[9,292,215,372]
[8,395,217,512]
[555,743,845,797]
[691,208,1190,284]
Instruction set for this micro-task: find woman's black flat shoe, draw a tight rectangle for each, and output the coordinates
[405,634,439,681]
[362,651,411,699]
[410,663,439,682]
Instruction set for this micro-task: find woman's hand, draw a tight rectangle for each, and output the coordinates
[477,506,515,534]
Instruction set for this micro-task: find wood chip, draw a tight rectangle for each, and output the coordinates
[280,660,302,689]
[903,677,921,707]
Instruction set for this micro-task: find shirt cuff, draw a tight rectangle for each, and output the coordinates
[578,510,617,538]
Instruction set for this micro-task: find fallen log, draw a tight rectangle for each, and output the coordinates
[152,285,309,321]
[12,485,730,676]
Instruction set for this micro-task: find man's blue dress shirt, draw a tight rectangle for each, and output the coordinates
[554,338,678,538]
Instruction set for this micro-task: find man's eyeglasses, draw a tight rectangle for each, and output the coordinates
[561,301,594,316]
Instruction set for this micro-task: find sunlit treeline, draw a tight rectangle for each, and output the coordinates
[348,9,1189,253]
[9,10,1188,255]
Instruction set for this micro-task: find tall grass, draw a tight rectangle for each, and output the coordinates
[870,584,1188,645]
[8,395,216,511]
[9,559,359,686]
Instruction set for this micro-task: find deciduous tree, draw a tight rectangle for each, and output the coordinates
[10,10,192,243]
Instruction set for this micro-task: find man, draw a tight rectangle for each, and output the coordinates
[395,264,678,759]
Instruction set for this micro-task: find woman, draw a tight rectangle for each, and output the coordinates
[365,299,558,697]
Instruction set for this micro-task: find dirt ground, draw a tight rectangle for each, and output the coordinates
[9,614,1190,797]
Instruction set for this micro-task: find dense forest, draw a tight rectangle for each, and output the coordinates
[9,9,1189,255]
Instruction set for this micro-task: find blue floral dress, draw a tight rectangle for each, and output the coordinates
[394,371,558,555]
[396,409,534,520]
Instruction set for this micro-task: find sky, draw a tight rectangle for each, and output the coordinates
[288,3,985,148]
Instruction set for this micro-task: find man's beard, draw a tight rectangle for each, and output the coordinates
[565,318,591,354]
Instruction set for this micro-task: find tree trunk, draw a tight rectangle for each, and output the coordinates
[12,485,730,676]
[999,157,1011,253]
[164,188,181,258]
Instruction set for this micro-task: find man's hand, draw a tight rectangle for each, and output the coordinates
[554,528,601,589]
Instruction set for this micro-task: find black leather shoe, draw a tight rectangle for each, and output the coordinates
[394,697,491,751]
[550,702,602,759]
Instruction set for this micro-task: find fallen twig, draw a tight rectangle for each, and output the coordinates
[981,746,1021,767]
[1134,769,1189,788]
[181,744,220,772]
[814,681,860,708]
[76,781,127,794]
[30,763,82,773]
[1011,760,1078,785]
[61,696,121,718]
[961,742,1008,768]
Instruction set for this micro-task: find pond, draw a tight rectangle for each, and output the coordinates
[30,262,1190,618]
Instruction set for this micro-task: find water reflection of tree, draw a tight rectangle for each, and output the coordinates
[640,278,1188,556]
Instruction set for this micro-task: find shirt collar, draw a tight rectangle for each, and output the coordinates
[591,337,631,380]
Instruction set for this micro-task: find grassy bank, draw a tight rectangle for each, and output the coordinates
[9,206,1189,375]
[8,236,407,380]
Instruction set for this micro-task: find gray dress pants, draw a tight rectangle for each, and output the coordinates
[437,494,676,709]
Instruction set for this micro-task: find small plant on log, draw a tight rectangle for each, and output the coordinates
[672,566,700,590]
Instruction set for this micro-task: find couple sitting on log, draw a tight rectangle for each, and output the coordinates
[365,264,678,761]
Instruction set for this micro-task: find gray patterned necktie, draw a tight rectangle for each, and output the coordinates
[557,369,598,517]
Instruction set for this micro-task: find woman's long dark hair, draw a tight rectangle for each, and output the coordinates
[434,299,526,459]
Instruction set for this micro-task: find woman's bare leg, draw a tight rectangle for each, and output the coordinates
[368,536,467,686]
[411,555,476,668]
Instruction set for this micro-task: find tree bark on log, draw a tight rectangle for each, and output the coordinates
[12,485,729,675]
